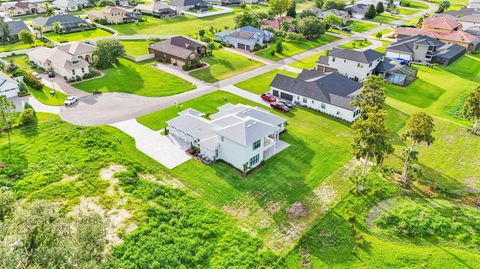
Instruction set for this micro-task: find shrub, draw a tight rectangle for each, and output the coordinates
[286,32,306,41]
[201,37,211,43]
[16,108,36,127]
[22,71,43,91]
[270,50,275,56]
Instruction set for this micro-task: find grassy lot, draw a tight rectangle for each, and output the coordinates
[327,29,353,36]
[288,50,327,69]
[402,0,429,9]
[28,86,68,106]
[348,20,378,32]
[234,69,298,94]
[109,3,313,37]
[0,39,46,53]
[255,34,339,61]
[44,28,112,43]
[374,40,391,53]
[74,58,196,97]
[122,40,150,56]
[137,90,354,253]
[2,54,42,73]
[373,13,402,24]
[428,0,467,10]
[339,39,372,49]
[189,49,264,82]
[397,7,422,15]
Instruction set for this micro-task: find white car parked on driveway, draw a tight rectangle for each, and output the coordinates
[64,96,78,106]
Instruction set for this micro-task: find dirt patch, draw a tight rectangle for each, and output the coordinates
[299,248,311,267]
[158,178,188,189]
[314,185,337,210]
[464,177,479,194]
[286,202,309,219]
[223,205,251,218]
[60,174,79,183]
[266,201,283,214]
[100,165,126,184]
[124,222,138,235]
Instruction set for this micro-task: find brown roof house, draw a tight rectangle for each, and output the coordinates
[1,1,44,16]
[88,6,141,24]
[148,36,206,67]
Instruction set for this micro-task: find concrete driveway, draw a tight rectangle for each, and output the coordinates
[110,119,191,169]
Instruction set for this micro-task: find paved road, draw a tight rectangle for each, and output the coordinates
[39,1,437,126]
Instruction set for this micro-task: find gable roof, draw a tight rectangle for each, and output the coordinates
[387,35,444,54]
[149,36,201,59]
[27,46,89,71]
[216,118,278,146]
[422,15,461,30]
[53,0,89,7]
[329,48,384,63]
[270,70,363,110]
[444,7,480,17]
[6,20,29,36]
[345,4,369,14]
[57,42,96,56]
[170,0,205,7]
[457,14,480,23]
[170,36,204,49]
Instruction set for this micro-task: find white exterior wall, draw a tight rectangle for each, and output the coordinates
[328,56,381,81]
[351,13,365,19]
[271,86,359,122]
[218,135,275,170]
[0,80,19,98]
[386,50,412,61]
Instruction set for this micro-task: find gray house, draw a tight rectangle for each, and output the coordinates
[170,0,210,10]
[386,35,466,65]
[345,4,370,19]
[1,20,29,42]
[215,26,274,51]
[32,14,91,33]
[270,70,363,122]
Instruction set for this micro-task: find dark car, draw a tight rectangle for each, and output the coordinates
[279,99,294,108]
[270,102,289,112]
[341,27,351,32]
[261,93,277,102]
[48,71,55,78]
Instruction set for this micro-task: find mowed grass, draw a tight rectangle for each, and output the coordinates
[189,49,264,82]
[348,20,378,32]
[28,86,68,106]
[288,50,327,69]
[44,28,112,42]
[74,58,196,97]
[138,90,354,252]
[255,34,339,61]
[397,7,422,15]
[235,69,298,94]
[122,40,150,56]
[403,0,429,9]
[0,39,45,53]
[2,54,42,73]
[339,39,372,49]
[373,13,402,23]
[374,40,391,53]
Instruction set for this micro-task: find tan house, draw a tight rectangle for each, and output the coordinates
[88,6,141,24]
[1,1,44,16]
[148,36,206,66]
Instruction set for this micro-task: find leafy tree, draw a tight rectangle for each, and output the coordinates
[365,4,377,19]
[298,16,326,39]
[299,9,317,18]
[207,41,216,55]
[0,16,10,41]
[287,0,297,17]
[52,21,61,33]
[198,29,205,37]
[234,10,260,28]
[94,38,125,69]
[276,41,284,53]
[352,108,391,181]
[324,13,342,27]
[437,0,450,12]
[18,30,34,45]
[375,31,382,39]
[322,0,346,10]
[376,2,385,14]
[269,0,291,16]
[16,108,36,127]
[463,87,480,135]
[0,96,15,153]
[351,75,387,117]
[401,112,435,182]
[0,189,15,221]
[44,2,55,16]
[315,0,324,8]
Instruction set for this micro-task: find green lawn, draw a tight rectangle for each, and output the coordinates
[348,20,378,32]
[235,69,298,94]
[122,40,150,56]
[0,39,46,53]
[374,40,391,53]
[397,7,422,15]
[74,58,196,97]
[189,49,264,82]
[2,54,42,73]
[44,28,112,43]
[255,34,339,61]
[339,39,372,49]
[401,0,429,9]
[28,86,68,106]
[288,50,327,69]
[137,90,354,253]
[428,0,467,10]
[373,13,402,24]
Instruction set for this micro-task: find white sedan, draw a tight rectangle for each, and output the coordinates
[64,96,78,106]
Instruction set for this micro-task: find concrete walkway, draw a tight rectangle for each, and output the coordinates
[110,119,191,169]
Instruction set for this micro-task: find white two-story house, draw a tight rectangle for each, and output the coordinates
[0,71,19,99]
[166,104,287,171]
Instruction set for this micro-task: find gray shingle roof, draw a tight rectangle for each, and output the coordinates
[329,48,384,63]
[345,4,369,14]
[270,70,363,111]
[6,20,28,36]
[229,30,255,40]
[32,14,87,27]
[387,35,444,54]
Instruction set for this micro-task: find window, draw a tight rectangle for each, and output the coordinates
[72,70,75,75]
[321,103,326,109]
[249,154,260,166]
[252,139,261,150]
[81,67,85,73]
[332,57,335,62]
[303,97,307,103]
[221,136,224,142]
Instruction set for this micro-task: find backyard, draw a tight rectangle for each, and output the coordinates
[288,51,327,69]
[74,58,196,97]
[348,20,378,32]
[235,69,298,94]
[255,34,339,61]
[44,28,113,43]
[373,13,401,24]
[0,39,46,53]
[122,40,151,56]
[339,39,372,49]
[189,49,264,82]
